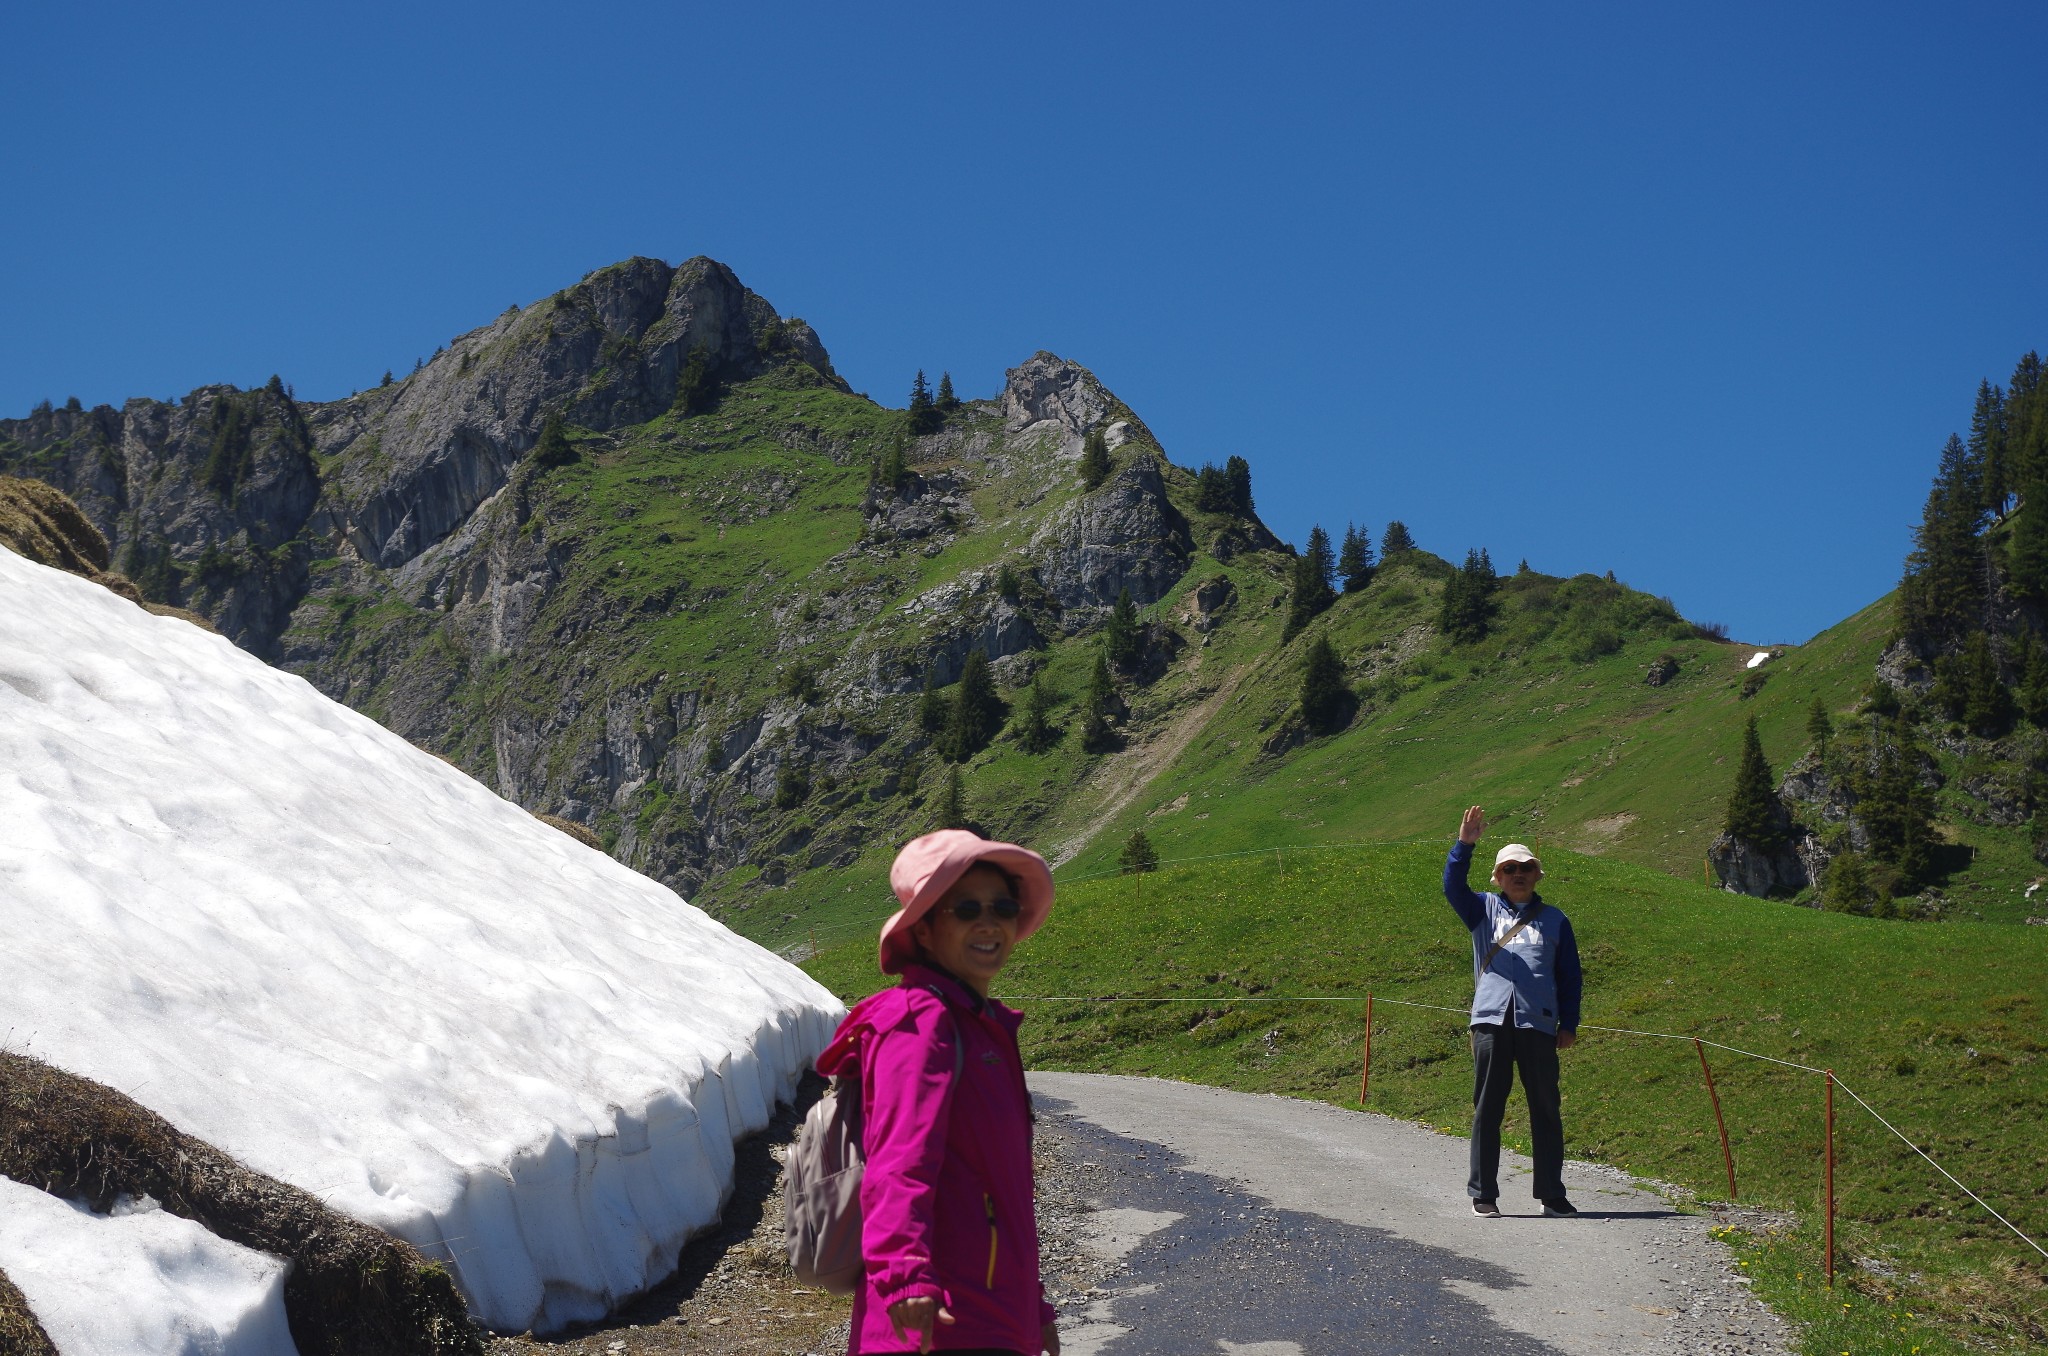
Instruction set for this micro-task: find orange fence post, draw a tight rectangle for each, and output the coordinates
[1693,1037,1736,1200]
[1824,1069,1837,1286]
[1359,994,1374,1103]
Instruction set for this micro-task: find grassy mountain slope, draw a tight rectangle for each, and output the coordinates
[806,843,2048,1351]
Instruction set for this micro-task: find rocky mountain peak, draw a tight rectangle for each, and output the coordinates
[1002,352,1113,452]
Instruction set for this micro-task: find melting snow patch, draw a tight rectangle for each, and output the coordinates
[1746,650,1773,669]
[0,548,844,1332]
[0,1176,297,1355]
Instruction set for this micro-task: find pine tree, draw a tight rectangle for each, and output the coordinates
[918,668,947,734]
[907,370,939,435]
[1283,527,1339,640]
[1844,715,1937,889]
[935,371,960,412]
[774,757,811,810]
[1338,522,1375,593]
[1960,632,2014,736]
[1195,463,1232,513]
[1438,548,1498,644]
[1300,633,1350,734]
[940,649,1003,762]
[1723,715,1786,850]
[1381,520,1415,555]
[878,433,909,493]
[1015,671,1057,754]
[1224,455,1253,513]
[1821,849,1875,914]
[1119,830,1159,874]
[673,345,717,416]
[2020,631,2048,727]
[932,764,967,830]
[1806,694,1833,760]
[1897,433,1989,641]
[1971,380,2011,516]
[532,412,577,469]
[1079,428,1112,489]
[1080,652,1117,751]
[1104,587,1144,669]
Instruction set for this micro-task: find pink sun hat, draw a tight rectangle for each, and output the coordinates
[878,829,1055,975]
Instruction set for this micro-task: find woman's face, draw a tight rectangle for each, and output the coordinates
[911,864,1020,996]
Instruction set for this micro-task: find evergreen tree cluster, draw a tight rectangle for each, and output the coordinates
[1103,587,1145,669]
[1282,526,1337,640]
[907,370,941,435]
[1299,633,1351,735]
[921,650,1006,763]
[1078,428,1113,490]
[1898,351,2048,649]
[1437,548,1498,644]
[1193,455,1255,515]
[1380,520,1415,555]
[1337,523,1375,593]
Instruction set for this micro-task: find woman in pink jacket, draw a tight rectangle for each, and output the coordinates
[815,829,1060,1355]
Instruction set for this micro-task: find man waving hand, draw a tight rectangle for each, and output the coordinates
[1445,806,1583,1218]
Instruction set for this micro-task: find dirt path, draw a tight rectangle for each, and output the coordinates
[1046,661,1248,868]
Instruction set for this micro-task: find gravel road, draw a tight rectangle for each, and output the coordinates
[1031,1071,1793,1356]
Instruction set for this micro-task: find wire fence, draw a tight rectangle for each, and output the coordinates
[768,838,2048,1273]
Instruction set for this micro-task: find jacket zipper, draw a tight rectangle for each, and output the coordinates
[984,1192,998,1288]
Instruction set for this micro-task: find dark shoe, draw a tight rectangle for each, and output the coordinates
[1471,1198,1501,1217]
[1541,1198,1579,1217]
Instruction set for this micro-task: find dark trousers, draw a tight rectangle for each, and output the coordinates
[1468,1021,1564,1201]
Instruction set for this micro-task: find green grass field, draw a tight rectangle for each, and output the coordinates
[803,845,2048,1353]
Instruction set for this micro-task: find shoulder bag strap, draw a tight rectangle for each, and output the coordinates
[1480,905,1542,973]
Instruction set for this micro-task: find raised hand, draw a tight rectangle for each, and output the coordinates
[1458,805,1487,844]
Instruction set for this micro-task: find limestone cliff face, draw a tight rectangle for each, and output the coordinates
[0,266,1279,906]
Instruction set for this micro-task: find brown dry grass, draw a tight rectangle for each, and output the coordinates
[537,814,605,851]
[0,475,143,602]
[0,1052,484,1355]
[0,1268,59,1356]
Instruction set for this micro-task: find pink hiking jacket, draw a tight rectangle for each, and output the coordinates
[815,963,1054,1354]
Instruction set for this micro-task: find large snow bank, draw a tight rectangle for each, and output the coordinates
[0,548,844,1331]
[0,1178,297,1355]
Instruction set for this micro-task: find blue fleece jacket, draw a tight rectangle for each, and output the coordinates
[1443,841,1582,1035]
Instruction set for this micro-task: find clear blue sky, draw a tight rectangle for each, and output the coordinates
[5,2,2043,643]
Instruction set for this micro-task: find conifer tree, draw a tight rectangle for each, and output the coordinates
[1960,632,2014,737]
[1897,433,1989,641]
[941,650,1003,761]
[673,345,717,416]
[1971,379,2010,517]
[1080,652,1117,751]
[918,668,947,734]
[1806,694,1833,760]
[1723,715,1786,850]
[1104,587,1144,669]
[1195,463,1232,513]
[1224,455,1253,513]
[1300,633,1350,734]
[1821,849,1874,914]
[907,369,939,435]
[878,433,909,493]
[1119,829,1159,874]
[1015,671,1057,754]
[1079,428,1112,489]
[774,757,811,810]
[532,413,576,469]
[1844,715,1937,888]
[935,371,959,412]
[1283,527,1339,640]
[1381,520,1415,555]
[932,764,967,830]
[1438,548,1498,644]
[2020,631,2048,727]
[1338,522,1375,593]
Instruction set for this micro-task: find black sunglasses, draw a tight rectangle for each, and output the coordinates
[1497,862,1538,875]
[946,897,1021,923]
